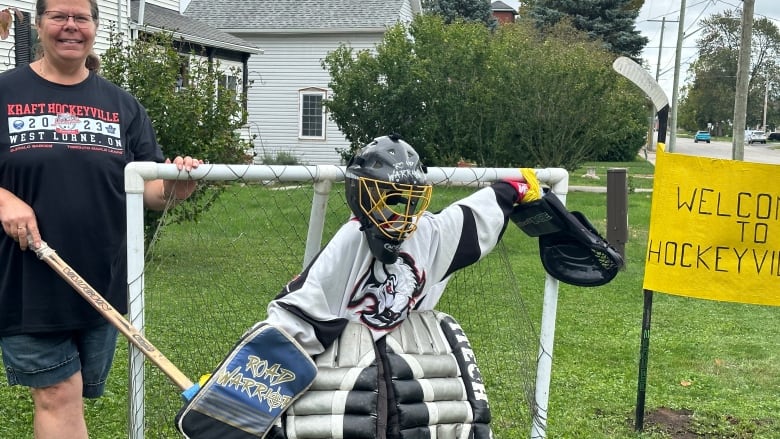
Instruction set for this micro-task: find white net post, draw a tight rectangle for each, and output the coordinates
[124,164,148,439]
[530,172,568,439]
[124,163,568,439]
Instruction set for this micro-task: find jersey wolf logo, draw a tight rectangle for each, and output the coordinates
[348,253,426,332]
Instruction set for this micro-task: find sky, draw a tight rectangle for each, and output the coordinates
[499,0,780,99]
[636,0,780,100]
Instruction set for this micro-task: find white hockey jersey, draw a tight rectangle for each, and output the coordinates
[265,181,519,356]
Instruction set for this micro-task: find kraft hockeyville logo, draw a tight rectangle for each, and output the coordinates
[55,113,80,135]
[6,103,120,123]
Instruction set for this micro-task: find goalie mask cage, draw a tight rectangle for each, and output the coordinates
[124,163,569,439]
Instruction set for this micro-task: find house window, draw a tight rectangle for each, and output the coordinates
[176,56,190,91]
[299,89,327,139]
[219,73,239,101]
[219,72,243,122]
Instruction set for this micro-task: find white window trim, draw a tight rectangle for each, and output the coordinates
[298,88,327,140]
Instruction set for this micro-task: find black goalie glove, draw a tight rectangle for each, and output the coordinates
[510,189,624,287]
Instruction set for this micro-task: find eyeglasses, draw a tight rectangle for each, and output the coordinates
[43,11,94,29]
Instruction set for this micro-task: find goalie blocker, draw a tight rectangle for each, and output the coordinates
[175,323,317,438]
[510,189,624,287]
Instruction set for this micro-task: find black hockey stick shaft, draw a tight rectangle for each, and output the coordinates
[634,289,653,430]
[611,56,669,431]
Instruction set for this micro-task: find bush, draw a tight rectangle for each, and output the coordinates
[259,151,302,165]
[101,30,253,240]
[322,16,646,170]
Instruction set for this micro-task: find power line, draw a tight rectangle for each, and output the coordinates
[639,0,714,23]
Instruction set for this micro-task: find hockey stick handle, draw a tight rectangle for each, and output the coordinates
[31,239,194,391]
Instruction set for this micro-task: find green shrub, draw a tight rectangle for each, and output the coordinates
[101,29,253,240]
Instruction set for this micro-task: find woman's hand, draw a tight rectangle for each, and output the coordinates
[143,156,203,211]
[162,156,202,201]
[0,188,39,250]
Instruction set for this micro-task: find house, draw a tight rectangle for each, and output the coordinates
[184,0,422,165]
[2,0,419,165]
[1,1,258,110]
[491,1,518,24]
[129,0,260,105]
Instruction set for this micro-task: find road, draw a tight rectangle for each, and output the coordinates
[646,136,780,165]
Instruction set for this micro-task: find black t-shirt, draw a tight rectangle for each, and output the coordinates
[0,65,164,335]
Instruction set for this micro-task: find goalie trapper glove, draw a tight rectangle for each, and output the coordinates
[509,189,624,287]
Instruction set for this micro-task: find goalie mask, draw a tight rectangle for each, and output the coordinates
[346,135,432,264]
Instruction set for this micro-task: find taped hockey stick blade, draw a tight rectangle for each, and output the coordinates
[612,56,670,144]
[612,57,669,112]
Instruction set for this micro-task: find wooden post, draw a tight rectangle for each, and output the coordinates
[606,168,628,261]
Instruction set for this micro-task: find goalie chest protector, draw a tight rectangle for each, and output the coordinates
[271,310,494,439]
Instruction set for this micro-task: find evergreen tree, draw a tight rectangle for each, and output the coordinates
[422,0,497,28]
[529,0,648,58]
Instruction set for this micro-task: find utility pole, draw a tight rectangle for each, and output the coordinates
[668,0,686,153]
[732,0,755,161]
[762,79,769,132]
[654,18,666,83]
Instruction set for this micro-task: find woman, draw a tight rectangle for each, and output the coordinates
[0,1,200,437]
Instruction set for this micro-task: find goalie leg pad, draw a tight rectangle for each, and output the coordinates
[385,311,494,438]
[284,321,381,439]
[176,323,317,439]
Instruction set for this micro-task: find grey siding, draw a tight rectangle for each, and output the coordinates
[147,0,179,11]
[245,33,380,165]
[184,0,421,165]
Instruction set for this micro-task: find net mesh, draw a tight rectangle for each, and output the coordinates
[138,176,542,437]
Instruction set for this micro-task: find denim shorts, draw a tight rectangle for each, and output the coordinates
[0,322,119,398]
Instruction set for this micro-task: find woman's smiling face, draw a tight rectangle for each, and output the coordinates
[36,0,97,65]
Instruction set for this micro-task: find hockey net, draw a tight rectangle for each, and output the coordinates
[123,164,566,438]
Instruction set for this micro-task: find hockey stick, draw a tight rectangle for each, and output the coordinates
[612,56,669,149]
[30,238,195,393]
[32,237,312,438]
[611,56,668,432]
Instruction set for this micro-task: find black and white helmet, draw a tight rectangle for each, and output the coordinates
[345,134,432,263]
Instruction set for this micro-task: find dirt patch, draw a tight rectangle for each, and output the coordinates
[642,407,698,438]
[638,407,775,438]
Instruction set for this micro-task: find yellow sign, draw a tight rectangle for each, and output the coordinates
[643,145,780,306]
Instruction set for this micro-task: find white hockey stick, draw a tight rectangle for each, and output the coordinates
[611,56,669,432]
[612,56,669,148]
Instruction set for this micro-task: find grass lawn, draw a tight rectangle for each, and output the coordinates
[1,157,778,438]
[568,160,656,191]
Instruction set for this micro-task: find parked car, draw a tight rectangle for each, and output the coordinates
[768,132,780,142]
[694,130,711,143]
[746,130,767,144]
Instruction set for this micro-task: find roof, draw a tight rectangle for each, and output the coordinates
[184,0,419,33]
[491,1,518,14]
[130,1,261,54]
